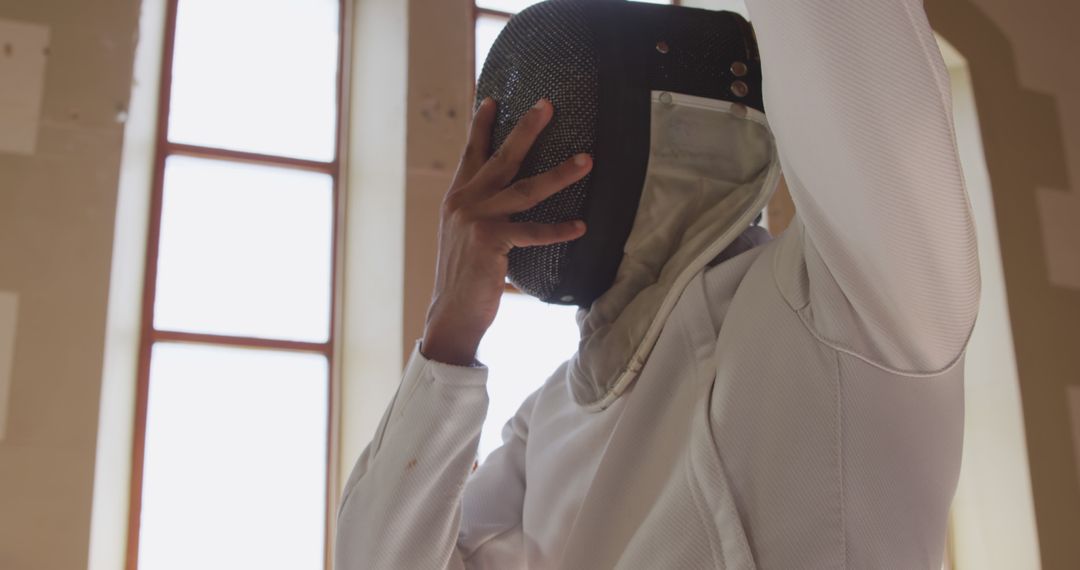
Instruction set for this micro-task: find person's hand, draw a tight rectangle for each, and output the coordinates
[421,98,592,366]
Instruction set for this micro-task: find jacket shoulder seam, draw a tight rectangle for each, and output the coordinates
[795,306,970,378]
[770,220,972,378]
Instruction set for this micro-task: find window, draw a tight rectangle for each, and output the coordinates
[127,1,345,569]
[475,291,580,459]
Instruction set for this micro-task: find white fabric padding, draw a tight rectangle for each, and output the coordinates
[571,93,778,409]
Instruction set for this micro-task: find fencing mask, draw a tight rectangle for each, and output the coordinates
[477,0,766,307]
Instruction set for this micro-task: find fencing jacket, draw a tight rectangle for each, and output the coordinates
[335,0,980,568]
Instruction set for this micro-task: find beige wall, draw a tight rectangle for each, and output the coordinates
[925,1,1080,568]
[402,0,475,353]
[945,44,1040,569]
[0,1,141,569]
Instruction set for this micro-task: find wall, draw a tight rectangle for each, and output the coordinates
[925,1,1080,568]
[401,0,474,354]
[0,1,141,569]
[943,41,1041,569]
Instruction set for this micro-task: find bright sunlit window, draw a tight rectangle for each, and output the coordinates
[154,157,333,341]
[129,0,343,568]
[168,0,339,161]
[475,294,579,460]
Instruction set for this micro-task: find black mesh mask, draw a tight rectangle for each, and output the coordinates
[477,0,763,307]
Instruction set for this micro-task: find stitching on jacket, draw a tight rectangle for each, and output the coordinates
[697,376,757,569]
[689,378,734,568]
[770,220,811,312]
[903,0,954,124]
[902,0,984,315]
[771,214,974,379]
[337,355,421,519]
[686,454,728,568]
[796,307,971,379]
[377,358,423,452]
[396,359,429,416]
[835,350,847,569]
[460,523,525,564]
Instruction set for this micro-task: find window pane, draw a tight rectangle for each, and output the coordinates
[475,14,508,81]
[476,293,579,460]
[477,0,671,11]
[680,0,747,15]
[475,0,543,13]
[475,1,678,81]
[138,343,328,570]
[154,156,333,342]
[168,0,339,161]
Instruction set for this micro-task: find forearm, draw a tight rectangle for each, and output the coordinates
[335,343,488,569]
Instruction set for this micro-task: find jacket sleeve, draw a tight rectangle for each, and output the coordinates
[334,342,531,569]
[746,0,980,372]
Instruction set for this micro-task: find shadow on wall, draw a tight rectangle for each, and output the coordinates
[927,0,1078,568]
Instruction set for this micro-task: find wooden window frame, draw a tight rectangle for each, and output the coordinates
[124,1,349,568]
[474,0,680,21]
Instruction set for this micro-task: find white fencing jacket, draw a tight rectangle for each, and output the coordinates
[336,0,980,568]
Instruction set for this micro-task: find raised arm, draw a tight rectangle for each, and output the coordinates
[746,0,980,372]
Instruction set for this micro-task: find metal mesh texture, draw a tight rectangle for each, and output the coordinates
[476,0,762,304]
[476,0,599,301]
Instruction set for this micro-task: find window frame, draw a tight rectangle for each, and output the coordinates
[471,4,517,295]
[123,0,350,568]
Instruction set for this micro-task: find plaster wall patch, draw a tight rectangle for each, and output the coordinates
[0,19,49,155]
[0,291,17,441]
[1069,386,1080,494]
[1037,188,1080,290]
[1068,387,1080,491]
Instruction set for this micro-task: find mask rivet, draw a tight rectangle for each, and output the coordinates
[560,295,575,303]
[658,91,673,105]
[655,40,670,54]
[730,61,748,77]
[730,80,749,98]
[731,103,748,119]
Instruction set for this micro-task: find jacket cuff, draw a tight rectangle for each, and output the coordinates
[411,340,488,387]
